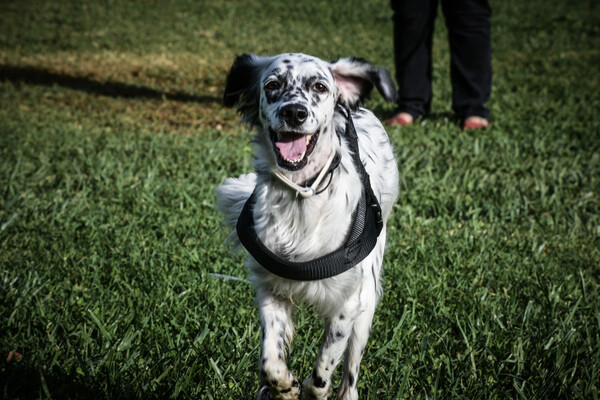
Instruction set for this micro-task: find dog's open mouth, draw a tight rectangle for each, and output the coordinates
[269,128,319,171]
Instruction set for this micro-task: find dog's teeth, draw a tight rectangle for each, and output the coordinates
[283,151,306,164]
[306,135,312,145]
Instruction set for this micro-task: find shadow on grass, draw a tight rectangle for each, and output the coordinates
[2,363,103,400]
[0,64,221,104]
[1,362,166,400]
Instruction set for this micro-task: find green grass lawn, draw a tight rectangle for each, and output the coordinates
[1,0,599,399]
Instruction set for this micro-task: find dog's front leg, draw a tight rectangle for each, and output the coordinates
[302,288,361,400]
[336,281,378,400]
[338,235,386,400]
[256,289,301,400]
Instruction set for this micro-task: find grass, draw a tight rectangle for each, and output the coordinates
[1,0,599,398]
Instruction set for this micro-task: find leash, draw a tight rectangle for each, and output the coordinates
[236,105,383,281]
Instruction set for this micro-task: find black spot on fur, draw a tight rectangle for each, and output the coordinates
[280,387,291,393]
[271,379,278,386]
[264,88,281,104]
[366,152,376,164]
[314,377,326,389]
[372,265,378,293]
[339,314,345,320]
[336,331,344,339]
[302,76,315,89]
[292,379,300,387]
[312,369,326,388]
[257,385,272,400]
[348,372,355,387]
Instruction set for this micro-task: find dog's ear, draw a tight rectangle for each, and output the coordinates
[224,54,274,125]
[329,57,397,109]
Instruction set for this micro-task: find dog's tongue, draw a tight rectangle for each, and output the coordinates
[275,133,306,161]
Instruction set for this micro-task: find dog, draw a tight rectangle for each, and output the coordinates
[216,53,399,400]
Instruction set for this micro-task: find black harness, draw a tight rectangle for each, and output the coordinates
[236,105,383,281]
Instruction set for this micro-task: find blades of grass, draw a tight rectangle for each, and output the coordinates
[455,314,477,378]
[209,358,225,386]
[374,305,409,358]
[87,309,112,342]
[0,213,19,233]
[513,379,529,400]
[116,325,140,352]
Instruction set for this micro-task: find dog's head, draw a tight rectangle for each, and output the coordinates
[224,53,396,174]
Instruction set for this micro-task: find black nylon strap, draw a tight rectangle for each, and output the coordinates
[235,106,383,281]
[236,189,379,280]
[341,105,384,234]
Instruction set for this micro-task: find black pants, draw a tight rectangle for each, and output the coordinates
[391,0,492,120]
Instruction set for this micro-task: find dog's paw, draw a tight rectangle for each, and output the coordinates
[302,376,331,400]
[257,385,274,400]
[336,384,359,400]
[257,374,301,400]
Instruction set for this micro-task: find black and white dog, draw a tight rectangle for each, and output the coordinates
[216,53,399,400]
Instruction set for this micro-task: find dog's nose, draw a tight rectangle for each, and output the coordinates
[279,104,308,126]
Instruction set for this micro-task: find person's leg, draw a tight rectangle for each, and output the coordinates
[389,0,439,123]
[442,0,492,125]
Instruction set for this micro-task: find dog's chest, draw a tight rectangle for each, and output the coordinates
[254,193,352,262]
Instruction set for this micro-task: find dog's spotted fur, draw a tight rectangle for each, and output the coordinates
[217,53,399,400]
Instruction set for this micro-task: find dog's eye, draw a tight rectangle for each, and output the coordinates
[265,81,281,91]
[313,83,328,93]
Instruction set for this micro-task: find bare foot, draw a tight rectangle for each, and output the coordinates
[386,112,414,126]
[463,116,489,130]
